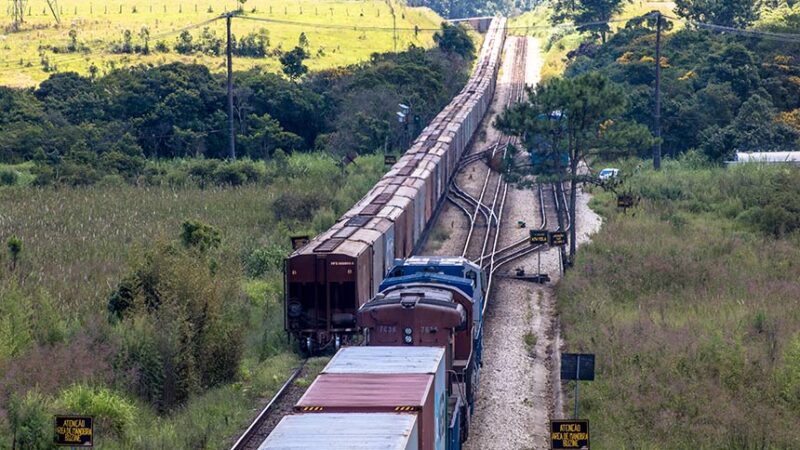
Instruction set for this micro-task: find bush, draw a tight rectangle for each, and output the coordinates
[213,164,247,186]
[779,333,800,410]
[244,245,286,278]
[7,390,52,450]
[180,220,221,252]
[110,242,246,410]
[56,384,137,439]
[0,285,34,362]
[0,168,18,185]
[271,189,326,222]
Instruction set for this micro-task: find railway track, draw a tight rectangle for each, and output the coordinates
[457,37,527,262]
[229,360,308,450]
[446,37,532,308]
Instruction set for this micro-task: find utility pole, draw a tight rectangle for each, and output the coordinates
[653,12,662,170]
[226,13,236,160]
[388,2,398,52]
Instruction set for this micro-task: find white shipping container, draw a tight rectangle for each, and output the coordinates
[258,413,419,450]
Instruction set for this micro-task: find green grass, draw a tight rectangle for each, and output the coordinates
[558,161,800,449]
[0,0,444,87]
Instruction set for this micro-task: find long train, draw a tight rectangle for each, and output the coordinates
[261,256,486,449]
[284,18,507,353]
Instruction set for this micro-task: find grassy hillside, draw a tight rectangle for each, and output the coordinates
[509,2,676,80]
[0,0,443,87]
[560,162,800,448]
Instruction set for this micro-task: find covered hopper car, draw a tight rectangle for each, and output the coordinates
[284,18,508,354]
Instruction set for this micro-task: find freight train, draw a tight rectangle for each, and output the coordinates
[260,255,486,449]
[284,17,507,354]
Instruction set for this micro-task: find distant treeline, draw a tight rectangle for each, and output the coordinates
[0,24,474,186]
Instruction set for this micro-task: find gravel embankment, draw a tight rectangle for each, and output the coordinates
[425,36,603,449]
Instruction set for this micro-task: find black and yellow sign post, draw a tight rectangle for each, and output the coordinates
[561,353,595,419]
[54,415,93,447]
[548,231,567,247]
[550,420,589,449]
[529,230,549,283]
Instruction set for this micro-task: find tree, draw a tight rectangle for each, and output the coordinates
[496,73,630,263]
[433,22,475,59]
[675,0,760,28]
[237,113,303,159]
[298,32,309,49]
[279,47,309,80]
[139,26,150,55]
[68,29,78,52]
[7,235,22,270]
[553,0,628,43]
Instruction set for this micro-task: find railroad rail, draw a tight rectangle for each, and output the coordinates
[443,36,529,312]
[229,360,307,450]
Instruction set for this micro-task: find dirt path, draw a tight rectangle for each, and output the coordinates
[424,36,603,450]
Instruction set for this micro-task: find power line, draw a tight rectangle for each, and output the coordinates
[235,14,440,32]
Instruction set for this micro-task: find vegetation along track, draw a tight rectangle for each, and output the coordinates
[229,360,308,450]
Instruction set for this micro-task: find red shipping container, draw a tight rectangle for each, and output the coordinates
[295,373,443,450]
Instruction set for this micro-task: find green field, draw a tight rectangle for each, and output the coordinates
[0,0,443,87]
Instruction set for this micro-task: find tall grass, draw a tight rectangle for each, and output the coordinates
[559,162,800,449]
[0,152,382,447]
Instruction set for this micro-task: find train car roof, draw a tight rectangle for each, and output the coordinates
[296,373,432,410]
[380,276,475,299]
[323,346,445,374]
[398,256,483,272]
[258,413,418,450]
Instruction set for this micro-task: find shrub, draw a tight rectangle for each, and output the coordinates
[7,390,52,450]
[244,245,286,278]
[0,168,18,185]
[213,164,247,186]
[779,333,800,410]
[180,220,221,252]
[110,242,246,410]
[56,384,137,439]
[271,189,325,222]
[0,284,34,362]
[186,159,220,183]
